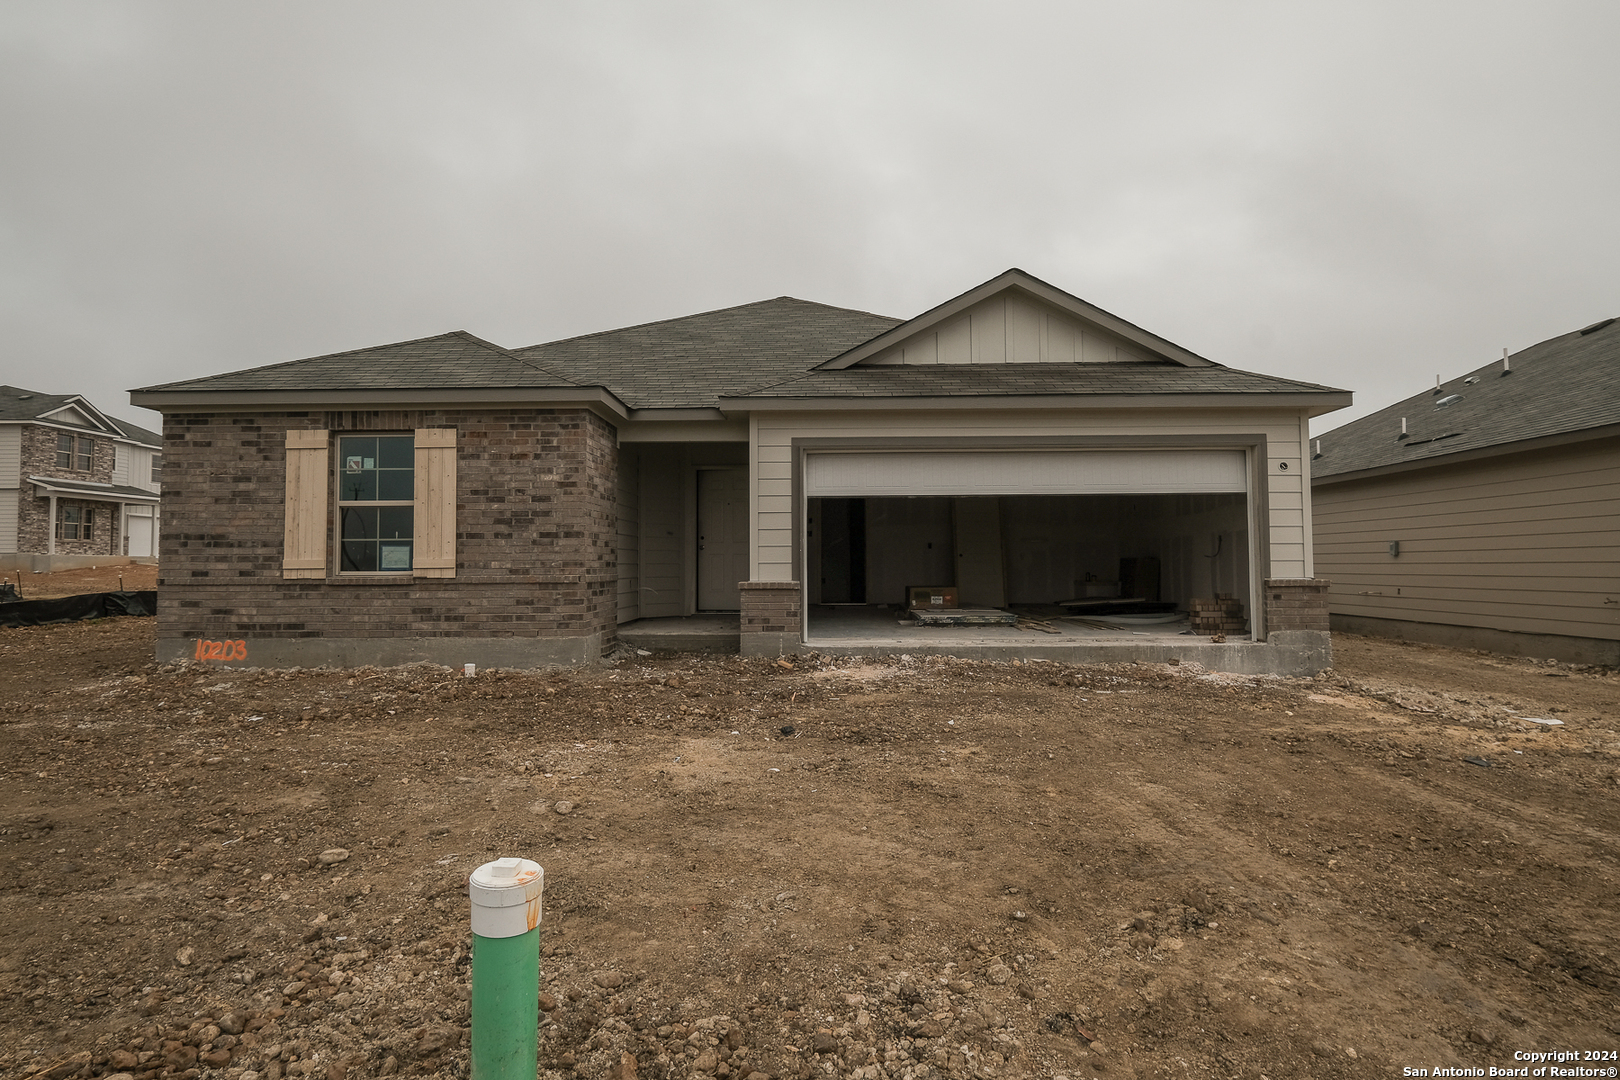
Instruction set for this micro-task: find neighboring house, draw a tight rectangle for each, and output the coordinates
[1312,316,1620,666]
[0,386,163,570]
[131,269,1349,672]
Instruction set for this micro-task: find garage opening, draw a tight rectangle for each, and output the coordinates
[802,449,1253,642]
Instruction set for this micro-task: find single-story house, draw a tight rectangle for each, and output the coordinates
[1312,315,1619,666]
[131,269,1349,673]
[0,385,163,571]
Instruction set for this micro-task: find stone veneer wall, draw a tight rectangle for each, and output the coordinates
[740,581,800,657]
[157,408,618,668]
[17,425,123,556]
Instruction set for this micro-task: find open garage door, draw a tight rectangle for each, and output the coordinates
[804,448,1247,497]
[804,448,1255,632]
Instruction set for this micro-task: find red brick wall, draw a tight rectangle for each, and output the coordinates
[158,408,618,659]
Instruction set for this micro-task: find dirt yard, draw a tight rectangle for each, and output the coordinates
[3,568,1618,1080]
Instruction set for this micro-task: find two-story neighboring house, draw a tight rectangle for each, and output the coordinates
[0,386,163,571]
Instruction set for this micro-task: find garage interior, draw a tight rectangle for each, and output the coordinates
[805,492,1252,641]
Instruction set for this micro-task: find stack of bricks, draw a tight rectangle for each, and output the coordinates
[1189,594,1247,634]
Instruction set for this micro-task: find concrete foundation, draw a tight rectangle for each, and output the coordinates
[1331,614,1618,667]
[156,632,612,670]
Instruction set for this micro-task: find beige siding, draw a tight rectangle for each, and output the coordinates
[617,446,641,623]
[1313,438,1620,641]
[861,295,1158,366]
[751,408,1309,582]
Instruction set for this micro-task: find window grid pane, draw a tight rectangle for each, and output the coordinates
[337,435,415,572]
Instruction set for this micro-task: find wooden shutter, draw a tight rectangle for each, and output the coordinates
[283,429,329,578]
[413,428,456,578]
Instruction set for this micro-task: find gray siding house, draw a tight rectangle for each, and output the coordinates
[1311,317,1620,665]
[132,270,1349,673]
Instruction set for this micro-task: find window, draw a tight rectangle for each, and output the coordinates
[56,504,93,540]
[150,454,162,485]
[282,427,456,580]
[338,435,416,572]
[56,434,93,471]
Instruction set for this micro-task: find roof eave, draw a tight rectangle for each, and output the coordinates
[130,385,632,422]
[1312,421,1620,486]
[721,391,1353,413]
[27,477,162,503]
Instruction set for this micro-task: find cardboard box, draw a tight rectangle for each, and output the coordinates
[907,585,958,610]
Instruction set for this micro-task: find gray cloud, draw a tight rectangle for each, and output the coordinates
[3,1,1616,434]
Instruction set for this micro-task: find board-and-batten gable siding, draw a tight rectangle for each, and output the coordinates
[750,409,1308,581]
[616,445,641,623]
[1313,438,1620,641]
[858,294,1157,366]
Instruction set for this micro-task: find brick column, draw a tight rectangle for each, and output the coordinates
[739,581,801,657]
[1264,578,1330,632]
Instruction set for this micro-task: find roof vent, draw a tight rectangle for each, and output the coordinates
[1435,394,1463,409]
[1579,317,1616,336]
[1462,375,1480,386]
[1500,348,1512,376]
[1397,416,1409,440]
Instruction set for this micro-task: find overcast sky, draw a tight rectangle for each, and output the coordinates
[3,1,1616,437]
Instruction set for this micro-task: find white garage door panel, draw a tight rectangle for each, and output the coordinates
[805,450,1247,497]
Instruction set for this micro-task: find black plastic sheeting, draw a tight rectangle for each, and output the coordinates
[0,590,157,628]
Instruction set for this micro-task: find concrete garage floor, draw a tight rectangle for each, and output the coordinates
[618,604,1268,667]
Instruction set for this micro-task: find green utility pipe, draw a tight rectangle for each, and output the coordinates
[468,857,544,1080]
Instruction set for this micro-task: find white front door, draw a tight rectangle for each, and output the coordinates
[697,469,748,611]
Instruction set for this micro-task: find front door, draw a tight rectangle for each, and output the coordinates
[697,469,748,611]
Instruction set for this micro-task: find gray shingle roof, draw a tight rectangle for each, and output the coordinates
[133,331,578,393]
[730,362,1345,400]
[0,385,160,445]
[1312,317,1620,479]
[515,297,902,408]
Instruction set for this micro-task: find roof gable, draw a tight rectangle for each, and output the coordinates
[0,385,130,438]
[822,269,1215,370]
[1312,316,1620,480]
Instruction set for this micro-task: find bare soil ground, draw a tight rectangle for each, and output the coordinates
[3,567,1618,1080]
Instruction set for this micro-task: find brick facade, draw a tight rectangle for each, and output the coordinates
[739,581,800,656]
[16,425,127,556]
[1263,578,1331,633]
[156,407,619,668]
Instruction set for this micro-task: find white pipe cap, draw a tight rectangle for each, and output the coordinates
[468,857,543,938]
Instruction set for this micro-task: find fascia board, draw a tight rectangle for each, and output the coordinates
[819,269,1215,370]
[129,385,631,421]
[721,392,1351,413]
[1312,422,1620,487]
